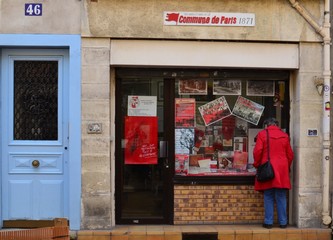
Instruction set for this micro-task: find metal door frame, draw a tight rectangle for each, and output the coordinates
[115,72,174,224]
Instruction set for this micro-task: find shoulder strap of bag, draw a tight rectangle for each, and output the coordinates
[266,129,270,161]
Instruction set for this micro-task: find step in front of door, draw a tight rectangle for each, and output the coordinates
[3,218,68,228]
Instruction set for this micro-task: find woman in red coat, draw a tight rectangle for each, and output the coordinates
[253,118,293,229]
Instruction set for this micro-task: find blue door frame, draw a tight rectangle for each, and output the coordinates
[0,34,81,230]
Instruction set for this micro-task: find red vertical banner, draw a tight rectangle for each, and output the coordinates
[222,116,235,140]
[124,116,158,164]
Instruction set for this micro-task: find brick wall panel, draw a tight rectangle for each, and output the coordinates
[174,184,265,224]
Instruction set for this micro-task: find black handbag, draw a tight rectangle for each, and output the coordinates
[256,129,275,182]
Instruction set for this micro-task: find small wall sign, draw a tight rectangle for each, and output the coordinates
[307,129,318,136]
[87,123,102,134]
[25,3,42,16]
[164,11,255,26]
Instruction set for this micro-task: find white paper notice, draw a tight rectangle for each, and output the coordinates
[128,96,157,116]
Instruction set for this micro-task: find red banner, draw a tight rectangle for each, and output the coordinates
[124,116,158,164]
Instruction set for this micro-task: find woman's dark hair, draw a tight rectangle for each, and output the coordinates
[264,117,279,127]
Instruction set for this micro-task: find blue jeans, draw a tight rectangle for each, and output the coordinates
[263,188,287,225]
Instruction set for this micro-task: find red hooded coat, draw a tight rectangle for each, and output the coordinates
[253,125,294,191]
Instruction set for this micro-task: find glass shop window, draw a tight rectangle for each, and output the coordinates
[174,78,289,177]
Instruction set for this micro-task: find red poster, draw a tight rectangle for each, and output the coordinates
[233,151,248,171]
[198,96,232,126]
[124,116,158,164]
[222,116,236,140]
[175,98,196,127]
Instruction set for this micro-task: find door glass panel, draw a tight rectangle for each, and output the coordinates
[119,78,165,220]
[13,60,58,140]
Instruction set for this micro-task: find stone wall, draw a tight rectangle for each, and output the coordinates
[81,0,320,42]
[291,42,324,227]
[0,0,80,34]
[81,38,112,229]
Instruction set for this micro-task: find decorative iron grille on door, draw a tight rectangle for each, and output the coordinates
[13,60,58,140]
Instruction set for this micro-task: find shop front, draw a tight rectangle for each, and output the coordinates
[1,0,330,231]
[78,0,328,229]
[112,40,298,225]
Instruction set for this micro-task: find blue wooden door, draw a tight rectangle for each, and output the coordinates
[1,49,69,220]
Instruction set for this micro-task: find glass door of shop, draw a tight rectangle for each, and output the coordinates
[115,73,174,224]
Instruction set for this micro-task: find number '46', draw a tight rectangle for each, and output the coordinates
[25,4,42,16]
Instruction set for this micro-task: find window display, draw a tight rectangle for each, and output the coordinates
[175,78,288,177]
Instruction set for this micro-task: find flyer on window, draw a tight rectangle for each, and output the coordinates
[175,128,194,154]
[128,95,157,116]
[175,98,196,127]
[124,116,158,164]
[233,151,248,171]
[198,96,232,126]
[175,154,189,175]
[232,96,265,125]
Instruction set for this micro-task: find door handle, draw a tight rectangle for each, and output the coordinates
[159,141,169,168]
[32,160,40,168]
[159,141,168,158]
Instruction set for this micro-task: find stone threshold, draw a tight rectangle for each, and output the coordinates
[73,224,332,240]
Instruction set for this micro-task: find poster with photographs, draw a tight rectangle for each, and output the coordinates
[232,96,265,125]
[179,79,208,95]
[198,96,232,126]
[213,80,242,95]
[175,98,196,128]
[246,80,275,96]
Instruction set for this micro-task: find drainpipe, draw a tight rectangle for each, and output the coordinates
[288,0,332,226]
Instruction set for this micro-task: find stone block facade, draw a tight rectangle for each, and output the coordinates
[81,38,113,229]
